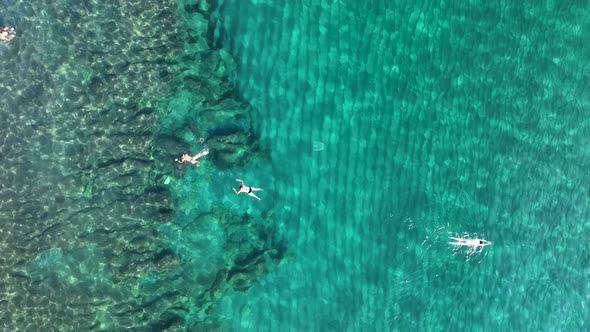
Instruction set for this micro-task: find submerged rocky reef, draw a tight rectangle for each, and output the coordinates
[0,0,283,330]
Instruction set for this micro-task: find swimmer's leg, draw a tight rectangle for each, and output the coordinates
[449,237,467,246]
[248,192,261,200]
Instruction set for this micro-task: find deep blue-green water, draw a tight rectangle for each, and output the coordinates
[0,0,588,331]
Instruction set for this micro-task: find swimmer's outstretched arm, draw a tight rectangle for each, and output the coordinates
[232,187,240,194]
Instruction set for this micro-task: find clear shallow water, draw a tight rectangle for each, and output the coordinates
[213,0,590,330]
[0,0,589,331]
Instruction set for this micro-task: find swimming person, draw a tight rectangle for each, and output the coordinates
[175,148,209,166]
[0,26,16,42]
[232,179,263,200]
[449,236,491,254]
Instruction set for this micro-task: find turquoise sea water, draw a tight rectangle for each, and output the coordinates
[214,1,589,330]
[0,0,588,331]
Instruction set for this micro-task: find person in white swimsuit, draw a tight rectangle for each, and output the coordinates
[449,236,491,254]
[449,237,491,247]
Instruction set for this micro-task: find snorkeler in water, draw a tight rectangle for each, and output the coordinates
[175,148,209,166]
[0,26,16,42]
[232,179,263,200]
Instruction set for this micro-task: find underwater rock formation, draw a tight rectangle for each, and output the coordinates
[157,0,267,171]
[161,45,266,170]
[0,0,282,330]
[159,208,285,328]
